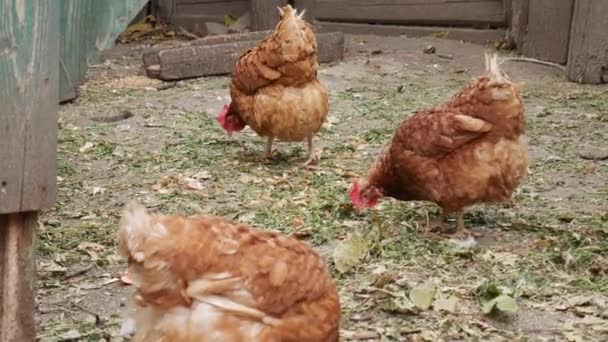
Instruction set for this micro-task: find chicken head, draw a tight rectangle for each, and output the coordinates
[217,103,246,133]
[349,180,383,211]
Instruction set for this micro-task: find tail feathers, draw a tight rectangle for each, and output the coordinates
[484,51,503,81]
[120,201,167,262]
[297,8,307,19]
[278,4,297,18]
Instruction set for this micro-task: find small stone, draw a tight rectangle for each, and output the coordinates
[536,107,552,117]
[578,145,608,160]
[423,45,436,54]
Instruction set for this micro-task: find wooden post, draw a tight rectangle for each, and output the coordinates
[251,0,288,31]
[508,0,530,50]
[0,213,37,342]
[567,0,608,84]
[0,1,59,340]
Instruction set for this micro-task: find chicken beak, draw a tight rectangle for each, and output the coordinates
[227,131,233,138]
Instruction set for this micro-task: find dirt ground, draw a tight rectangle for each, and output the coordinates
[37,34,608,341]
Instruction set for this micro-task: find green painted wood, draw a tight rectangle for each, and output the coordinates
[0,0,60,214]
[60,0,148,101]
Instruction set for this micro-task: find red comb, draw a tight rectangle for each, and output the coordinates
[349,181,361,207]
[216,104,229,126]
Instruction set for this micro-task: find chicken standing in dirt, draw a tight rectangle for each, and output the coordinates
[119,202,340,342]
[350,53,529,237]
[217,5,328,165]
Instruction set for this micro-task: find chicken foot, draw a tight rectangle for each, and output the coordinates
[452,212,472,238]
[424,212,445,233]
[424,212,471,238]
[302,135,320,167]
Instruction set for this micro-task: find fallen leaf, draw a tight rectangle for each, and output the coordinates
[481,251,519,267]
[91,186,106,195]
[333,236,368,273]
[448,236,477,249]
[563,331,585,342]
[223,14,237,26]
[79,141,94,153]
[482,294,518,314]
[434,295,459,313]
[238,211,256,223]
[228,12,251,33]
[78,241,105,252]
[193,170,212,180]
[419,329,438,341]
[409,286,436,310]
[239,174,252,184]
[60,329,82,340]
[39,260,68,274]
[495,294,519,313]
[381,296,418,315]
[185,178,204,191]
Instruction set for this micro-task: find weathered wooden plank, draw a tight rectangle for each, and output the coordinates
[0,212,38,341]
[508,0,530,50]
[316,22,506,45]
[153,0,175,23]
[147,31,344,80]
[142,30,273,69]
[567,0,608,84]
[522,0,573,64]
[251,0,288,31]
[60,0,148,102]
[0,0,59,214]
[312,0,507,26]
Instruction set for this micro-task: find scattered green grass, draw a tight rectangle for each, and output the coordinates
[37,52,608,341]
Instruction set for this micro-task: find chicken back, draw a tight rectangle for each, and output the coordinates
[119,202,340,342]
[217,5,328,164]
[350,53,529,236]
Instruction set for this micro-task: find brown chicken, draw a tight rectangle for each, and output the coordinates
[349,53,529,237]
[217,5,328,165]
[119,202,340,342]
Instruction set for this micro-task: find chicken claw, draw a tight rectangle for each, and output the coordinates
[451,212,472,238]
[302,153,320,167]
[302,135,320,167]
[121,269,133,285]
[424,212,445,233]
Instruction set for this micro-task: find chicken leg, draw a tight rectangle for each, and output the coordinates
[452,212,471,238]
[303,135,319,166]
[265,136,274,160]
[425,212,446,233]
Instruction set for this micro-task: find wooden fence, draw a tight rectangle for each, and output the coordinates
[155,0,607,84]
[60,1,148,102]
[510,0,607,84]
[0,1,146,340]
[0,1,59,339]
